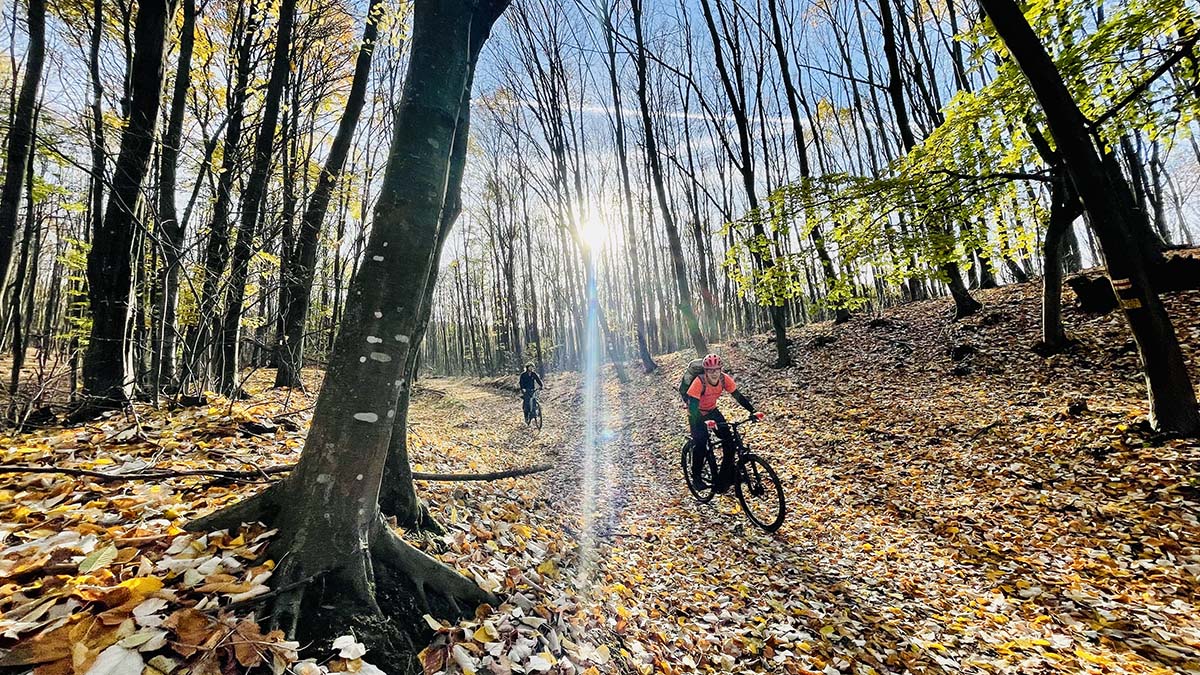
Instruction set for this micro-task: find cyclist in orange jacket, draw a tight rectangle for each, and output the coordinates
[686,353,762,492]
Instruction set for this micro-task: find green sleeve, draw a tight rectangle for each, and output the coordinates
[687,398,700,425]
[731,390,755,413]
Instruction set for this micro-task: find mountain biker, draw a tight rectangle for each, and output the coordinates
[685,353,762,492]
[519,363,543,421]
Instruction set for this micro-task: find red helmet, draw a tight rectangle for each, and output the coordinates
[702,353,722,370]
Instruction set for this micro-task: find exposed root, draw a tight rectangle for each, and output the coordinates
[395,500,446,537]
[350,548,383,615]
[64,394,129,425]
[268,557,307,638]
[184,483,281,532]
[186,488,492,668]
[371,515,499,615]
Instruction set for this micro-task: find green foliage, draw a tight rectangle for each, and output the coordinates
[59,238,92,343]
[728,0,1200,312]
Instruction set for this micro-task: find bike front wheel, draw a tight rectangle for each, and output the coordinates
[735,455,785,532]
[681,440,716,503]
[533,402,543,429]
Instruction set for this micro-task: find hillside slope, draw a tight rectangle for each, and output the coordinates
[2,280,1198,675]
[653,279,1200,671]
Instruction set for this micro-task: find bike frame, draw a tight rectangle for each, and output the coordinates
[523,390,542,422]
[703,416,756,458]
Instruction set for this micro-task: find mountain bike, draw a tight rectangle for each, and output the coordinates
[523,390,543,429]
[681,415,785,532]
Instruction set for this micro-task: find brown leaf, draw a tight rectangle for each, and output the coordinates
[231,618,266,668]
[0,620,76,666]
[163,609,217,658]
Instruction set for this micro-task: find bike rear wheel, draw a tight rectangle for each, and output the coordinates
[681,440,716,503]
[735,454,785,532]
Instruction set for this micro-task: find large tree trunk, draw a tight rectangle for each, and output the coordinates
[379,54,475,532]
[217,0,298,394]
[0,0,46,288]
[275,0,383,389]
[189,0,511,654]
[78,0,173,412]
[152,0,195,393]
[631,0,708,357]
[979,0,1200,435]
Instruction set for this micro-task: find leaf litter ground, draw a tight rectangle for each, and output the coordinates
[2,281,1199,675]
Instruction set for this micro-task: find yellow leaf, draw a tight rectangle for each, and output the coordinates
[120,577,164,595]
[1075,647,1112,665]
[537,560,558,578]
[473,623,498,643]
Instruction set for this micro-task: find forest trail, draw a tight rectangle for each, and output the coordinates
[409,283,1200,674]
[2,284,1200,675]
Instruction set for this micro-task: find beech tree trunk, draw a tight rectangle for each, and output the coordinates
[79,0,174,411]
[217,0,298,394]
[1040,173,1081,351]
[880,0,980,319]
[189,0,511,651]
[0,0,46,288]
[152,0,195,392]
[275,0,383,389]
[601,1,656,373]
[379,64,476,532]
[631,0,708,358]
[979,0,1200,434]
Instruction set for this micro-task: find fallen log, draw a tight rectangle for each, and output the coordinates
[0,462,554,483]
[1066,247,1200,313]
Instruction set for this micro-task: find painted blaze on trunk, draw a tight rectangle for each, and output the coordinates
[977,0,1200,435]
[188,0,512,656]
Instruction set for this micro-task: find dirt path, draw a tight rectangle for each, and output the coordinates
[411,350,1200,674]
[3,289,1194,675]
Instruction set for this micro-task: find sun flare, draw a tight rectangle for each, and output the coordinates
[579,211,610,253]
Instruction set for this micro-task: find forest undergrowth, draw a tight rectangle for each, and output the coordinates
[2,278,1199,675]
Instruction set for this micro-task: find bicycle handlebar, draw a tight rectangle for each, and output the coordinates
[705,413,763,430]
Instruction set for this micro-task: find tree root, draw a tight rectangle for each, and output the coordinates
[184,483,280,532]
[371,515,498,615]
[390,499,447,537]
[188,489,495,650]
[64,395,128,425]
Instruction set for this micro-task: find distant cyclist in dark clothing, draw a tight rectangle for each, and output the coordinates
[686,353,762,492]
[519,363,543,421]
